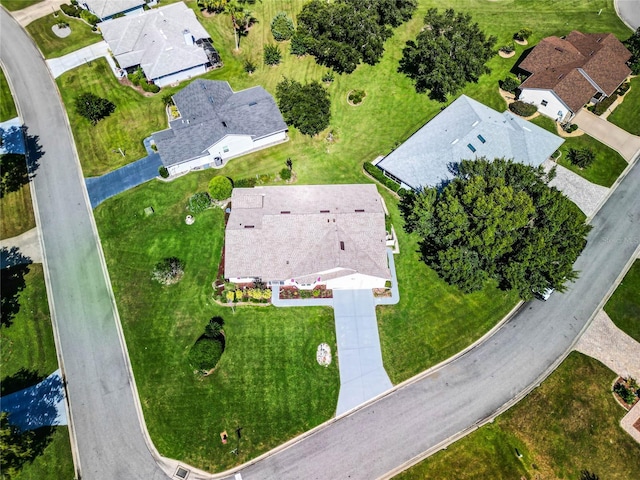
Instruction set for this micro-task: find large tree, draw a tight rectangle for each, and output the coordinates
[624,27,640,74]
[75,92,115,125]
[399,8,496,101]
[400,158,591,299]
[0,411,36,479]
[276,78,331,136]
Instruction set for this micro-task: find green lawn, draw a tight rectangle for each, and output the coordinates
[605,260,640,342]
[608,76,640,135]
[0,66,18,122]
[531,115,628,187]
[396,353,640,479]
[0,0,42,11]
[0,264,75,479]
[0,181,36,240]
[26,12,101,59]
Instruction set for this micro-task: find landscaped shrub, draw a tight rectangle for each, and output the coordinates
[508,100,537,117]
[208,176,232,200]
[271,12,295,42]
[60,3,80,17]
[232,177,257,188]
[613,381,636,404]
[280,168,291,181]
[500,76,520,93]
[243,59,256,74]
[514,28,532,42]
[188,337,224,372]
[141,81,160,94]
[290,34,307,56]
[363,162,402,193]
[204,316,224,339]
[322,71,335,83]
[593,94,618,115]
[80,9,100,26]
[152,257,184,285]
[264,44,282,66]
[161,94,174,106]
[567,147,596,168]
[562,123,579,133]
[75,92,116,125]
[348,89,366,105]
[499,43,515,54]
[158,166,169,178]
[128,67,146,86]
[187,192,212,213]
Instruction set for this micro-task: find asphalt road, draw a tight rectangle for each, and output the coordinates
[616,0,640,30]
[0,10,167,480]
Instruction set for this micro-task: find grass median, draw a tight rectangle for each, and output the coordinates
[605,260,640,342]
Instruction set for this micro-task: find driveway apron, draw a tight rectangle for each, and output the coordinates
[333,289,392,415]
[85,154,162,208]
[574,108,640,161]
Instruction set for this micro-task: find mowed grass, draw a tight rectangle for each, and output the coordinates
[605,260,640,342]
[26,12,101,59]
[56,58,166,177]
[94,173,339,471]
[608,76,640,135]
[396,352,640,479]
[0,264,75,479]
[0,0,42,11]
[0,181,36,240]
[531,115,628,187]
[0,66,18,121]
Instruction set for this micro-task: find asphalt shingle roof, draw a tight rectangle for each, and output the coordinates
[224,185,391,283]
[376,95,565,190]
[152,79,287,166]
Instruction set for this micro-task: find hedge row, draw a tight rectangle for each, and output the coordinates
[363,161,402,193]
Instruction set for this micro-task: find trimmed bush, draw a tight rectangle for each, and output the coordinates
[60,4,80,17]
[271,12,295,42]
[568,147,596,168]
[614,382,637,404]
[514,28,532,41]
[187,192,212,213]
[363,162,401,193]
[280,168,291,180]
[500,76,520,93]
[188,337,224,372]
[233,177,257,188]
[348,89,366,105]
[264,44,282,66]
[499,43,515,54]
[80,9,100,26]
[290,34,307,56]
[158,166,169,178]
[75,92,116,125]
[208,176,232,200]
[152,257,184,285]
[509,100,537,117]
[562,123,579,133]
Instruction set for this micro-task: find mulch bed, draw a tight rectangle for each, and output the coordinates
[279,285,333,300]
[612,377,640,411]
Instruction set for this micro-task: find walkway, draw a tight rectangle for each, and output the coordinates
[574,108,640,162]
[46,41,119,78]
[0,370,67,431]
[0,227,42,263]
[85,153,162,208]
[8,0,68,27]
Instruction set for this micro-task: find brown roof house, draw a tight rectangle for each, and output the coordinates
[224,185,392,290]
[517,31,631,121]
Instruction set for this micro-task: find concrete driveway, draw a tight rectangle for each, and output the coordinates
[574,108,640,161]
[46,41,118,78]
[333,289,392,415]
[8,0,68,27]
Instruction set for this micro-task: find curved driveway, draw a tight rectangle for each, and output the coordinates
[0,10,167,480]
[2,5,640,480]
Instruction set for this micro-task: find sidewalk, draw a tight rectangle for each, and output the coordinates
[0,227,42,263]
[9,0,68,27]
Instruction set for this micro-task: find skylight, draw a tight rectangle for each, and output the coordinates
[467,143,476,153]
[477,134,486,144]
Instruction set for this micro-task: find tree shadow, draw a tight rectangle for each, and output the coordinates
[0,126,42,198]
[0,412,56,477]
[0,368,45,397]
[1,246,33,328]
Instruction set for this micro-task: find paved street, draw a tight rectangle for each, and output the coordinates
[616,0,640,30]
[0,10,167,480]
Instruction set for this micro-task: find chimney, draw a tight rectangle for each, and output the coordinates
[183,29,194,46]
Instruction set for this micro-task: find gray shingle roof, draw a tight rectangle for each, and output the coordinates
[376,95,565,189]
[98,2,210,80]
[224,185,391,283]
[83,0,144,19]
[152,79,288,166]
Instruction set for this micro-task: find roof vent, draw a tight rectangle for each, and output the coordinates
[596,37,602,43]
[280,211,290,214]
[249,101,257,106]
[244,225,255,229]
[320,209,330,213]
[183,29,194,46]
[201,83,207,90]
[554,47,564,53]
[355,209,365,213]
[222,121,227,128]
[340,241,345,251]
[472,120,479,127]
[451,138,459,145]
[208,96,214,104]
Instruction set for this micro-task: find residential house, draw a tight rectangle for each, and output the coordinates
[152,79,288,175]
[517,31,632,121]
[224,185,392,290]
[98,2,221,87]
[79,0,148,21]
[375,95,564,191]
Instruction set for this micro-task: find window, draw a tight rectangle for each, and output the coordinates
[541,100,548,107]
[467,143,476,153]
[223,146,229,153]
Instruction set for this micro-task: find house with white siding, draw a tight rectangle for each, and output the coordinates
[152,79,288,175]
[224,185,391,291]
[80,0,148,21]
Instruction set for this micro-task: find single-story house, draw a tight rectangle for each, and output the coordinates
[79,0,148,22]
[224,184,392,291]
[152,79,288,175]
[517,31,632,121]
[375,95,564,191]
[98,2,221,87]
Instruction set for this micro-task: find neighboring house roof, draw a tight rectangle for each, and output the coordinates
[83,0,144,19]
[152,79,288,166]
[99,2,210,80]
[224,185,391,283]
[376,95,564,190]
[519,31,632,113]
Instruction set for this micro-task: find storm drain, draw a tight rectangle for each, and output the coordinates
[174,466,190,479]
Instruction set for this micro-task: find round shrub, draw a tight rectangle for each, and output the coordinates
[187,192,212,213]
[280,168,292,180]
[271,12,295,42]
[499,43,515,54]
[158,166,169,178]
[208,176,232,200]
[500,76,520,94]
[152,257,184,285]
[509,100,537,117]
[348,89,366,105]
[264,44,282,66]
[188,337,224,372]
[141,82,160,94]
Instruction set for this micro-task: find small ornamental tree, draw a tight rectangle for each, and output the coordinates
[280,167,292,180]
[264,44,282,66]
[243,58,256,74]
[509,100,537,117]
[152,257,184,285]
[624,28,640,74]
[514,28,532,42]
[208,175,233,200]
[568,147,596,168]
[276,78,331,136]
[271,12,295,41]
[500,76,520,94]
[75,93,116,125]
[187,192,212,213]
[290,34,307,56]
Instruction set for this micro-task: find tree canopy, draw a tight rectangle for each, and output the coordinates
[400,158,591,299]
[624,27,640,74]
[293,0,416,73]
[75,92,115,125]
[398,8,496,101]
[0,411,36,479]
[276,78,331,136]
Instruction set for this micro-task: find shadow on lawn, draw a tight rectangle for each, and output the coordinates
[1,247,33,328]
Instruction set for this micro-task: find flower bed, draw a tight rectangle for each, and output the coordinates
[279,285,333,300]
[612,376,639,410]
